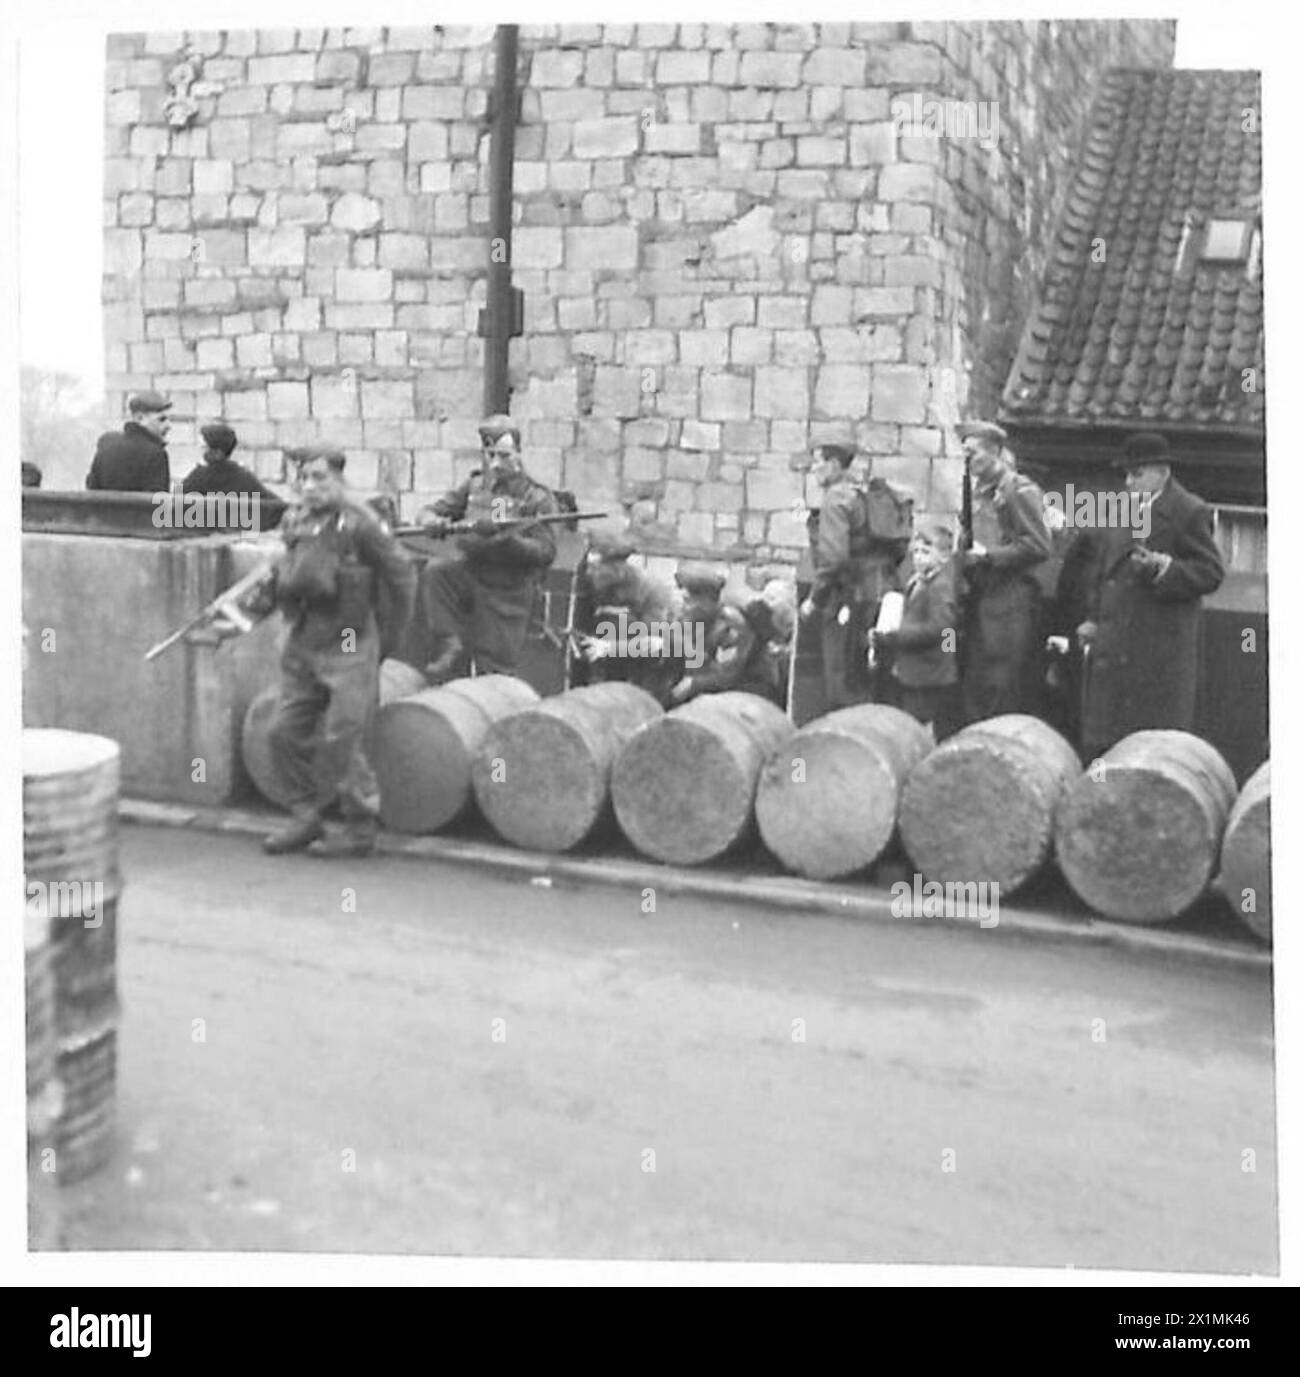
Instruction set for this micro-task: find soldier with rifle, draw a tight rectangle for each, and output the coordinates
[956,420,1052,723]
[159,445,417,858]
[408,415,562,682]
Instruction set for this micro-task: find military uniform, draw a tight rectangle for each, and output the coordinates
[577,545,683,704]
[266,493,415,842]
[807,475,910,709]
[961,468,1052,723]
[414,467,559,677]
[672,567,783,706]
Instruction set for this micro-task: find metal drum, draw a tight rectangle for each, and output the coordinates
[26,905,61,1245]
[23,729,121,1186]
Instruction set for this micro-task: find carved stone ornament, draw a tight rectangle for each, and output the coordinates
[163,46,201,128]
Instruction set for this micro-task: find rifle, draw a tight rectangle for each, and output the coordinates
[144,559,278,661]
[959,453,974,557]
[392,510,608,538]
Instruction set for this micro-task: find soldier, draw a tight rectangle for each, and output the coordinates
[574,533,683,704]
[86,390,172,492]
[798,443,911,710]
[669,565,782,706]
[958,420,1052,723]
[243,446,416,858]
[1076,432,1225,759]
[413,415,560,680]
[180,423,286,529]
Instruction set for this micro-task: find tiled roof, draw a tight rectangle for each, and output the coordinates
[1001,69,1263,435]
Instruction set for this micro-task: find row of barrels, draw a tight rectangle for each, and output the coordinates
[243,671,1271,941]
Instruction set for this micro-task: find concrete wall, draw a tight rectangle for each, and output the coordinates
[103,21,1174,577]
[23,531,283,804]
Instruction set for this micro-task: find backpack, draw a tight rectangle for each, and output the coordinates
[859,475,914,543]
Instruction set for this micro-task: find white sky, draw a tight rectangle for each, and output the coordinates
[11,9,1273,395]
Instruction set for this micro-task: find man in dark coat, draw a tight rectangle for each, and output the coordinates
[180,423,286,530]
[86,391,172,491]
[669,565,782,706]
[958,420,1052,723]
[410,415,560,681]
[1076,433,1225,760]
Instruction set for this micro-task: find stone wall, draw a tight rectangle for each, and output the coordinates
[103,20,1174,573]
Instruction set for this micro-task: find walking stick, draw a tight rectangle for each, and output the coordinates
[785,603,801,720]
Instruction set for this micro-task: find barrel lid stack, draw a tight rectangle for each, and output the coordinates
[23,728,122,1187]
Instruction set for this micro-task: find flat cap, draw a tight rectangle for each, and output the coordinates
[200,423,238,454]
[956,420,1007,444]
[675,562,727,596]
[285,443,347,470]
[128,390,173,414]
[1117,432,1172,467]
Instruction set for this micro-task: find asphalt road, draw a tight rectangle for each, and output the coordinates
[55,823,1277,1272]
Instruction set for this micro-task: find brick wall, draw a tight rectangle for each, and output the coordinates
[103,20,1174,575]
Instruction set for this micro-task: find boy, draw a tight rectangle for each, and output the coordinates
[871,524,962,741]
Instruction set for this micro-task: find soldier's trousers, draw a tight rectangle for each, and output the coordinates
[962,579,1042,725]
[420,557,535,676]
[820,598,876,710]
[270,633,381,820]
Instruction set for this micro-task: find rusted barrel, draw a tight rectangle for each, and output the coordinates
[756,704,932,880]
[473,683,663,852]
[242,657,428,810]
[899,714,1082,896]
[26,906,61,1246]
[372,674,540,833]
[611,692,794,865]
[1218,760,1271,943]
[1055,730,1238,924]
[23,728,121,1186]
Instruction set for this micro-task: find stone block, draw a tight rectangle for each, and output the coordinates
[248,55,316,86]
[803,47,867,86]
[573,118,640,160]
[360,379,413,420]
[310,374,359,419]
[593,367,643,418]
[530,49,585,87]
[267,381,310,419]
[869,366,928,424]
[877,163,938,202]
[565,226,639,271]
[704,296,756,329]
[247,226,306,267]
[753,367,811,419]
[700,372,752,422]
[738,52,803,87]
[814,364,874,419]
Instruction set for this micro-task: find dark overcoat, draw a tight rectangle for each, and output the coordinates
[1080,477,1225,757]
[86,422,170,492]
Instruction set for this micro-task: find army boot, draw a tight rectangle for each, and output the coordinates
[262,808,325,855]
[308,815,379,860]
[423,634,464,684]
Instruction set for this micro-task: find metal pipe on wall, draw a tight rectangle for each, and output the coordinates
[482,24,521,417]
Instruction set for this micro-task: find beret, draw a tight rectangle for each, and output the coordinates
[675,561,727,596]
[128,390,173,414]
[956,420,1007,443]
[1117,432,1172,466]
[588,532,638,561]
[200,423,238,454]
